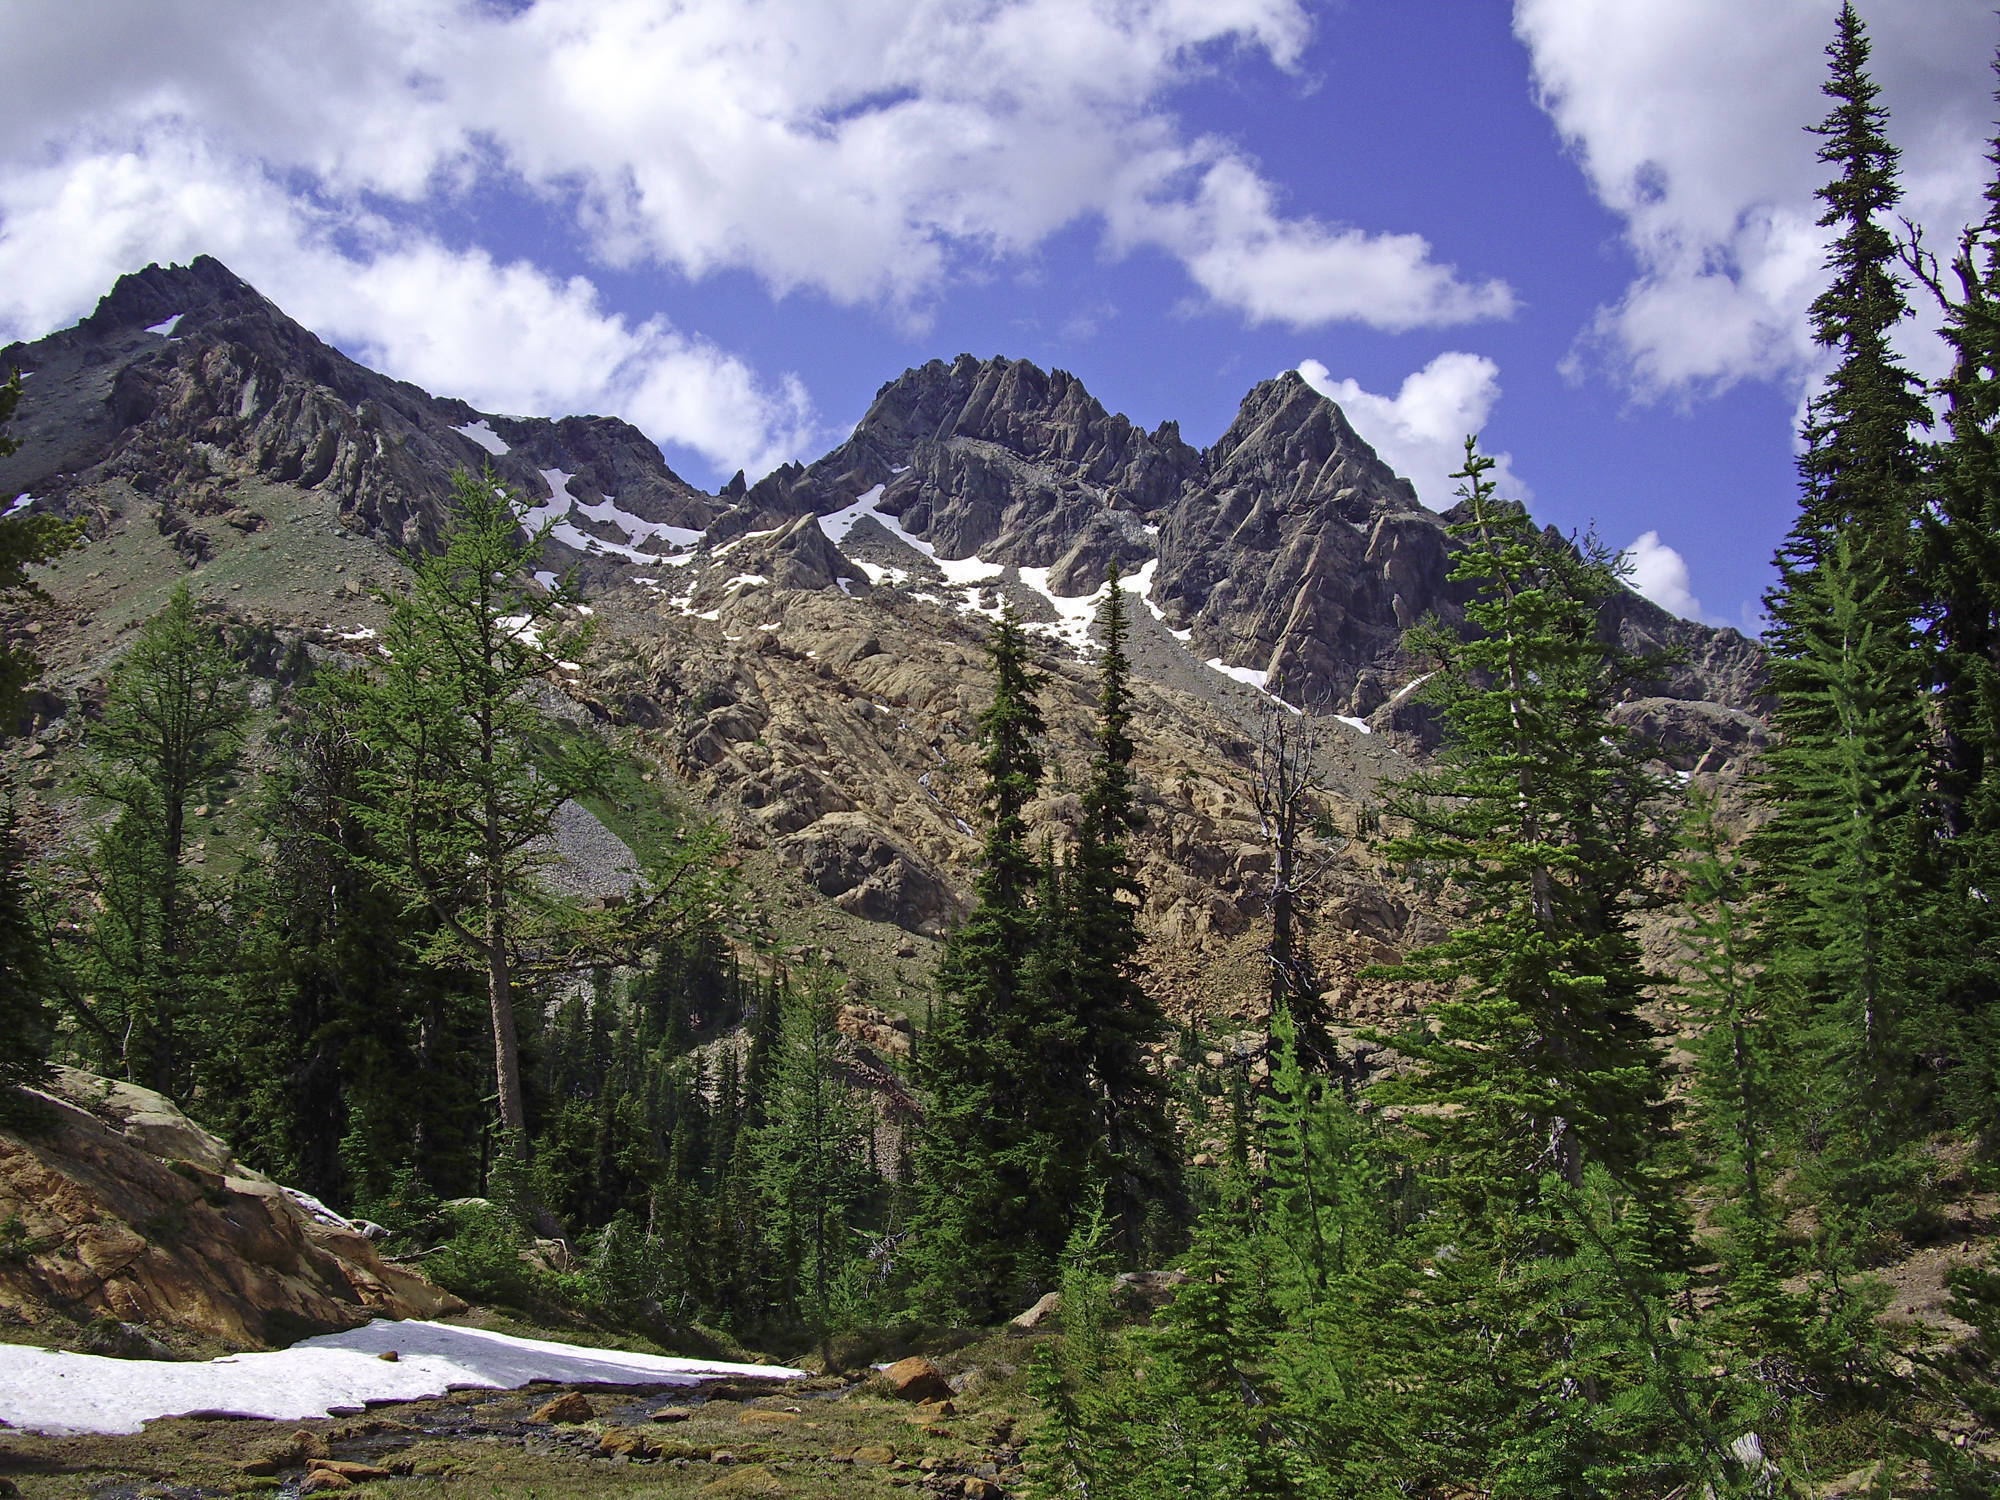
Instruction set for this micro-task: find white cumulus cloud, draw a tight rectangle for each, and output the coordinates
[1297,352,1525,510]
[1515,0,1992,401]
[0,132,818,479]
[0,0,1514,340]
[1621,530,1708,623]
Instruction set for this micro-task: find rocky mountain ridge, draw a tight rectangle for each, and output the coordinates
[0,258,1767,1031]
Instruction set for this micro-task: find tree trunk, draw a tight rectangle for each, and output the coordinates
[486,876,528,1150]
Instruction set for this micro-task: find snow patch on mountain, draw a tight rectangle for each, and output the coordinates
[452,419,509,456]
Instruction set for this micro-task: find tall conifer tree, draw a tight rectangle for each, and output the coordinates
[1056,565,1178,1258]
[1373,441,1667,1201]
[913,607,1084,1317]
[1755,4,1935,1191]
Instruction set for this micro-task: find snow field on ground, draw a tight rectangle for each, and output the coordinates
[0,1319,804,1436]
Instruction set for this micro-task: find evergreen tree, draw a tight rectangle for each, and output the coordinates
[1909,50,2000,1136]
[1774,1,1929,583]
[1054,564,1179,1260]
[75,582,245,1096]
[750,964,872,1367]
[202,690,487,1204]
[0,808,50,1092]
[1677,794,1776,1229]
[913,607,1085,1319]
[0,370,83,1091]
[1755,6,1936,1206]
[1372,440,1669,1201]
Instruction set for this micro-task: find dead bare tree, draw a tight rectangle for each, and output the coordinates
[1249,702,1347,1074]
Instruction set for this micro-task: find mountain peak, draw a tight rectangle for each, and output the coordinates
[83,256,270,337]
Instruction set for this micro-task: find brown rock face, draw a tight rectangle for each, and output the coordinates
[880,1355,954,1403]
[0,1067,462,1351]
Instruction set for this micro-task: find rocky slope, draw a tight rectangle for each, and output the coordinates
[1,258,1766,1031]
[0,1068,462,1354]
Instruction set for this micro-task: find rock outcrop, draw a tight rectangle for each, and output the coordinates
[0,1068,463,1353]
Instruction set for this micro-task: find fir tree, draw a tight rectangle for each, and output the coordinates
[1756,6,1936,1204]
[1776,1,1929,582]
[1372,440,1669,1202]
[1908,49,2000,1136]
[75,582,245,1096]
[750,964,872,1368]
[1055,564,1178,1260]
[913,607,1085,1319]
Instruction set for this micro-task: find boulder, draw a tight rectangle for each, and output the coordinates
[0,1067,462,1351]
[777,813,961,936]
[879,1355,954,1404]
[532,1391,597,1424]
[1007,1291,1060,1333]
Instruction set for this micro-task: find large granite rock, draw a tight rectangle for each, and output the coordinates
[0,1068,462,1353]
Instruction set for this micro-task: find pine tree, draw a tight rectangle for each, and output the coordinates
[913,607,1085,1319]
[1372,440,1669,1202]
[1055,564,1178,1260]
[75,582,245,1096]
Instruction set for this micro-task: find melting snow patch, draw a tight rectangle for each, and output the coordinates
[1017,566,1107,653]
[452,420,509,456]
[1206,658,1270,691]
[1335,715,1372,735]
[572,496,702,554]
[1129,560,1193,641]
[855,561,908,586]
[145,313,183,337]
[1204,657,1301,714]
[818,486,999,584]
[817,485,888,546]
[494,614,542,648]
[0,1319,803,1436]
[723,574,768,592]
[4,494,34,518]
[533,570,558,591]
[337,626,378,643]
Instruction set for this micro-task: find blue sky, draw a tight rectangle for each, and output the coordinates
[0,1,1989,632]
